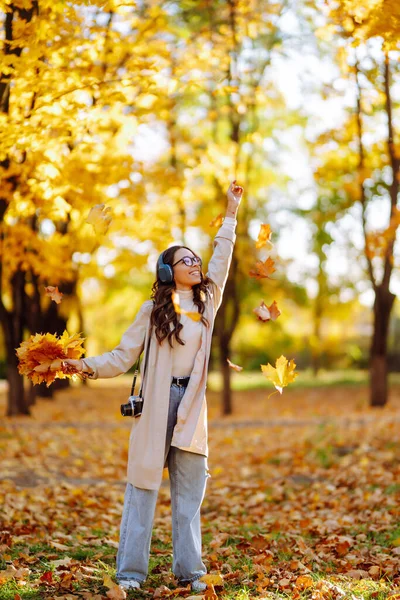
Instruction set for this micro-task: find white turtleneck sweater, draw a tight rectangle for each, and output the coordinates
[171,287,203,377]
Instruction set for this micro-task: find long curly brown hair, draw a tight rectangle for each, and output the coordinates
[150,245,211,347]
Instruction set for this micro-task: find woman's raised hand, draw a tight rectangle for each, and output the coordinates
[227,180,243,207]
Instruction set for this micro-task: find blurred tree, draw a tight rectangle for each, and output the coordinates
[308,0,400,405]
[167,0,291,414]
[0,0,179,415]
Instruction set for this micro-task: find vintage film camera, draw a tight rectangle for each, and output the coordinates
[120,394,143,418]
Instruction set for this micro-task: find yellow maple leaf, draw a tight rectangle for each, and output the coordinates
[261,355,298,394]
[172,291,202,322]
[295,574,314,589]
[86,204,112,235]
[60,331,86,359]
[199,571,224,586]
[103,574,127,599]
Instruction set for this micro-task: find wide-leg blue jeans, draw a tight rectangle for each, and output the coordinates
[116,381,209,585]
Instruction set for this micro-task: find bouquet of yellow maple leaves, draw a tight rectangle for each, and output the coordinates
[16,331,86,387]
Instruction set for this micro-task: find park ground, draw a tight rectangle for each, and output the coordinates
[1,371,400,600]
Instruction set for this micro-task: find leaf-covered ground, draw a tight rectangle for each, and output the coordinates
[1,376,400,599]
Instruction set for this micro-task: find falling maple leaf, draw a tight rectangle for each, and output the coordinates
[261,355,298,394]
[16,331,86,387]
[249,257,276,279]
[44,285,63,304]
[253,300,281,321]
[209,213,224,228]
[227,358,243,372]
[172,291,202,322]
[86,204,112,235]
[255,223,274,250]
[268,300,281,320]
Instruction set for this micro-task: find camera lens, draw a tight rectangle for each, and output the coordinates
[120,403,133,417]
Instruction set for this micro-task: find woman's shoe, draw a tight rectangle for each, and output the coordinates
[191,579,207,593]
[118,579,141,590]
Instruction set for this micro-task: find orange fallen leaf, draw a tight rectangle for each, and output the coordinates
[249,257,276,279]
[40,571,53,583]
[0,565,31,581]
[106,587,127,600]
[346,569,369,579]
[336,539,351,556]
[50,556,73,567]
[199,572,224,586]
[103,574,127,599]
[295,574,314,589]
[204,585,218,600]
[209,533,230,548]
[45,285,63,304]
[153,585,172,597]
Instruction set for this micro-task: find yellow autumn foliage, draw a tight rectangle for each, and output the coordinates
[16,331,86,387]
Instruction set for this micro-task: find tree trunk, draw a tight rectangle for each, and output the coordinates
[370,286,395,407]
[3,300,29,416]
[6,357,28,416]
[219,333,232,415]
[312,312,321,377]
[215,253,239,416]
[3,270,30,415]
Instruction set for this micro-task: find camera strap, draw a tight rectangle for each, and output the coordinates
[130,307,153,397]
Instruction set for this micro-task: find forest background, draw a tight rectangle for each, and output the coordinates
[1,0,400,416]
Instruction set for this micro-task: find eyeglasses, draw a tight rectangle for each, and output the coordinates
[172,255,202,268]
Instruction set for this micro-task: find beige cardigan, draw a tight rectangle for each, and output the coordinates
[83,220,237,490]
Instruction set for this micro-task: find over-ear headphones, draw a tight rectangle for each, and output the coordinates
[157,251,174,284]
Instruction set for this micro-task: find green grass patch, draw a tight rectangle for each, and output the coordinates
[385,483,400,495]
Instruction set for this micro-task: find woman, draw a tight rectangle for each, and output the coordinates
[64,180,243,593]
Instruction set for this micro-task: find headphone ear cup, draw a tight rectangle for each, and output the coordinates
[157,253,174,284]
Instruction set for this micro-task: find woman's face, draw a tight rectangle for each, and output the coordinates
[172,248,202,288]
